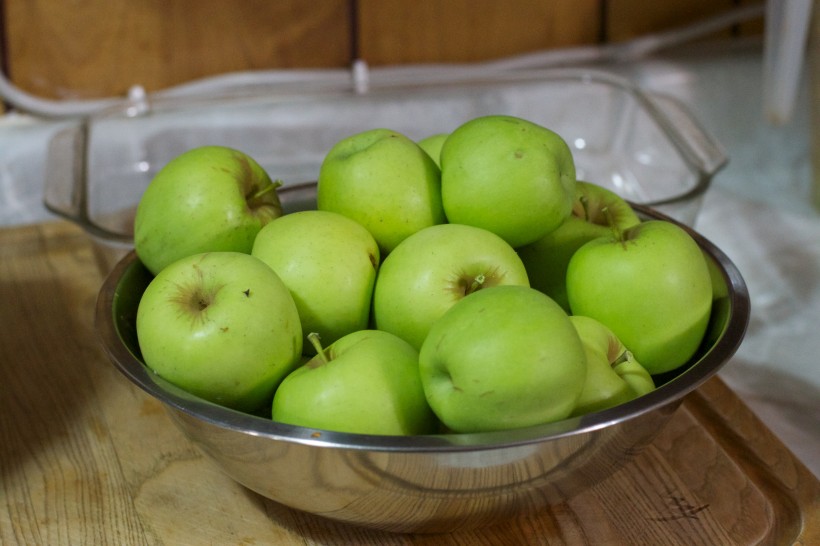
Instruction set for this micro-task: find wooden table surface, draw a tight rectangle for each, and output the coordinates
[1,220,818,545]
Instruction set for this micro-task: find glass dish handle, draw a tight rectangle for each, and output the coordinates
[646,92,729,178]
[42,122,97,235]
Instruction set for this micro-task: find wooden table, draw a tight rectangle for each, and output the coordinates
[1,220,818,545]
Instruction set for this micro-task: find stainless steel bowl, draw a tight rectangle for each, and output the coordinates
[95,184,749,534]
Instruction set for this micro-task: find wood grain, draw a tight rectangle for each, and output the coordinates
[0,1,765,106]
[1,220,817,545]
[2,0,352,99]
[604,0,763,42]
[0,223,148,544]
[356,0,600,65]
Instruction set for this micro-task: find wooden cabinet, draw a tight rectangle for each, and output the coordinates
[1,0,353,100]
[356,0,599,65]
[0,1,763,105]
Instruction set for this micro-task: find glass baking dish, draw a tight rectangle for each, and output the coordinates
[43,67,727,273]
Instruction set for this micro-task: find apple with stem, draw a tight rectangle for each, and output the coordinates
[419,285,587,433]
[134,145,283,275]
[518,181,641,312]
[439,115,576,248]
[372,223,530,350]
[136,251,303,413]
[566,219,713,374]
[317,128,446,255]
[251,210,380,354]
[568,315,655,416]
[272,331,438,435]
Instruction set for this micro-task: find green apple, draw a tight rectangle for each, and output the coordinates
[439,114,576,248]
[518,181,641,312]
[272,331,437,435]
[134,145,283,275]
[419,285,587,433]
[316,128,446,255]
[417,132,448,168]
[251,210,380,354]
[566,220,713,374]
[372,223,530,351]
[568,315,655,417]
[136,251,303,413]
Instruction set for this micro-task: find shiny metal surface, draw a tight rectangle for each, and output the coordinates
[95,186,750,533]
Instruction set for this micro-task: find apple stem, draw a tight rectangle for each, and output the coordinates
[468,274,486,294]
[249,179,283,201]
[603,206,626,248]
[611,350,633,368]
[307,332,329,364]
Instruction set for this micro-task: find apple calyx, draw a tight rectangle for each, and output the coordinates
[185,288,215,313]
[307,332,330,367]
[171,272,224,323]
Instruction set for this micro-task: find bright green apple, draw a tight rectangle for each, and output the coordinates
[372,223,530,351]
[566,220,713,374]
[134,145,283,275]
[136,251,303,413]
[518,181,641,312]
[316,128,446,255]
[251,210,380,354]
[439,115,576,248]
[568,315,655,417]
[272,330,438,435]
[419,285,587,433]
[417,132,448,168]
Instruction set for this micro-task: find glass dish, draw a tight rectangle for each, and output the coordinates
[43,68,727,273]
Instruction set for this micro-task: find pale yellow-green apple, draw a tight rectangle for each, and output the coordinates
[518,181,641,312]
[568,315,655,417]
[439,115,576,247]
[566,220,713,374]
[135,251,303,413]
[417,132,448,168]
[419,285,587,433]
[251,210,380,354]
[134,145,282,275]
[272,330,437,435]
[316,128,446,254]
[372,223,530,350]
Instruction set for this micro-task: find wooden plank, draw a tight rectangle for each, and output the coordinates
[1,219,817,545]
[356,0,601,65]
[2,0,352,100]
[0,223,151,545]
[605,0,763,42]
[0,0,764,106]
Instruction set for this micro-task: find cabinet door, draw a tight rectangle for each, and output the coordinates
[356,0,600,65]
[2,0,352,99]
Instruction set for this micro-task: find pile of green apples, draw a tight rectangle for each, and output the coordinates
[132,114,714,436]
